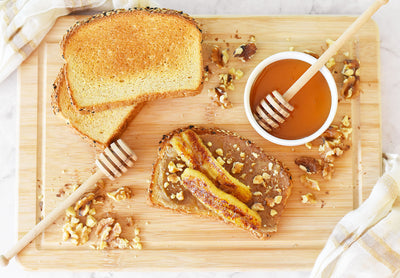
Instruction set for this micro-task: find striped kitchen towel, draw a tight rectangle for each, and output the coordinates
[311,154,400,278]
[0,0,157,84]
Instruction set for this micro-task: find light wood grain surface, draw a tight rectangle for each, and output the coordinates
[17,15,381,270]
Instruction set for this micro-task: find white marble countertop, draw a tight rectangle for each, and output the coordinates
[1,0,399,277]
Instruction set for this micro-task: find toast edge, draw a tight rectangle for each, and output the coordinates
[51,66,144,150]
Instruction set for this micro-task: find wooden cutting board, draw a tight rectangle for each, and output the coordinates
[17,15,381,270]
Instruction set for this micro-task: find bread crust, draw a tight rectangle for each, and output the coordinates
[148,126,293,239]
[61,8,204,113]
[52,66,144,150]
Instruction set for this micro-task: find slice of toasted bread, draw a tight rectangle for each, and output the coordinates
[61,8,203,112]
[148,126,292,239]
[51,66,143,149]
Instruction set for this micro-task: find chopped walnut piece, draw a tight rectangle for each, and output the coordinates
[167,173,180,184]
[228,68,244,80]
[270,209,278,217]
[176,191,184,201]
[86,215,97,228]
[110,237,130,249]
[65,207,76,217]
[108,222,122,241]
[274,195,282,204]
[168,161,183,173]
[301,193,317,204]
[231,162,244,174]
[341,115,351,127]
[326,38,335,48]
[300,175,321,191]
[295,157,322,174]
[74,193,95,211]
[222,49,229,65]
[322,163,334,180]
[95,218,115,237]
[251,203,265,211]
[253,175,264,184]
[216,156,225,165]
[326,57,336,69]
[106,186,132,201]
[219,73,235,90]
[233,42,257,62]
[265,197,275,208]
[209,85,232,109]
[253,191,263,196]
[215,148,224,156]
[211,45,229,67]
[340,59,361,99]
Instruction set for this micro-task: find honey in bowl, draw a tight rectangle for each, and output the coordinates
[250,59,332,140]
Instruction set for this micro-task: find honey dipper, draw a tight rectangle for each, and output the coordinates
[0,139,137,266]
[254,0,388,132]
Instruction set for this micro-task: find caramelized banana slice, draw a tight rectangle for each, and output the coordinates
[181,168,261,230]
[170,129,252,203]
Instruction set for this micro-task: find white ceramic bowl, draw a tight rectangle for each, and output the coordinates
[244,51,338,146]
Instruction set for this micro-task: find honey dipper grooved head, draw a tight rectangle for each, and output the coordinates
[95,139,137,180]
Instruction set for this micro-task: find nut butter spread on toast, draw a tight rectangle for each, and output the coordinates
[148,126,292,239]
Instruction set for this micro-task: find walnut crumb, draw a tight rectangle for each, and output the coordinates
[262,172,271,180]
[270,209,278,217]
[251,203,265,211]
[300,175,320,191]
[301,193,317,204]
[326,57,336,69]
[106,186,132,201]
[216,156,225,165]
[253,191,263,196]
[233,42,257,62]
[231,162,244,174]
[211,45,229,67]
[168,161,183,173]
[167,173,180,184]
[274,195,282,204]
[176,191,184,201]
[253,175,264,184]
[215,148,224,156]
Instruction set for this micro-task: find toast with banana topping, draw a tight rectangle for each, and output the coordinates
[148,126,292,239]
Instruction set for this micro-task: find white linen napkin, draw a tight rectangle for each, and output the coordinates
[0,0,158,83]
[311,154,400,278]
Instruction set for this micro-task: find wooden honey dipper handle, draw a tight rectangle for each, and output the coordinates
[0,170,104,267]
[283,0,389,102]
[1,139,136,267]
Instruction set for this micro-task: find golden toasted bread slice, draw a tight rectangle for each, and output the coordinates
[51,66,143,149]
[148,126,292,239]
[61,8,203,112]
